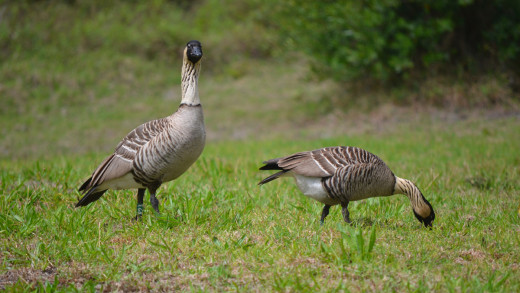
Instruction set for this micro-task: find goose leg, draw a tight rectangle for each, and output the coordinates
[135,188,145,220]
[341,202,351,224]
[320,205,331,225]
[148,184,161,214]
[150,193,160,214]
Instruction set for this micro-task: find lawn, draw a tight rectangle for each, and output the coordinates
[1,1,519,291]
[1,116,519,291]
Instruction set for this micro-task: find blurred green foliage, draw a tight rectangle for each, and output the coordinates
[2,0,518,84]
[0,0,276,116]
[274,0,520,83]
[0,0,275,69]
[0,0,518,114]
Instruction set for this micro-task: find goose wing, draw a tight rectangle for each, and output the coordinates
[259,146,378,184]
[79,117,170,192]
[276,146,365,178]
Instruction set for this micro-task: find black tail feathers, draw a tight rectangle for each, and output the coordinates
[78,177,92,192]
[259,158,283,171]
[258,158,287,185]
[258,170,288,185]
[76,186,107,207]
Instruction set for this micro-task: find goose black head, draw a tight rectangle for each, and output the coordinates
[413,199,435,228]
[186,40,202,64]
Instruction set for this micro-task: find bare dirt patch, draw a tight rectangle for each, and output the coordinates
[0,266,57,290]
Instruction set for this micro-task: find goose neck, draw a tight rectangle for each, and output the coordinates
[181,61,201,106]
[394,176,432,219]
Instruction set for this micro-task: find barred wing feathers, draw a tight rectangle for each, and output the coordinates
[259,146,391,184]
[276,147,381,176]
[78,117,170,195]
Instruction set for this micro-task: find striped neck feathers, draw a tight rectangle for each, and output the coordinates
[394,176,435,227]
[181,59,201,106]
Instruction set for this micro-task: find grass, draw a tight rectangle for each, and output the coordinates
[1,117,519,291]
[1,1,519,291]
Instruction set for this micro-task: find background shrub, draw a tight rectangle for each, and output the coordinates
[273,0,520,85]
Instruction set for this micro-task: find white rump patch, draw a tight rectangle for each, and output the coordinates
[292,174,338,205]
[98,173,144,190]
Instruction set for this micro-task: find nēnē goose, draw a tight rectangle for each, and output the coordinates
[259,146,435,227]
[76,40,205,219]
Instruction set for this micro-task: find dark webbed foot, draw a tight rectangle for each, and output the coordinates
[341,202,351,224]
[320,205,331,225]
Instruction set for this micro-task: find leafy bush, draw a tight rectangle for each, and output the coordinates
[273,0,520,83]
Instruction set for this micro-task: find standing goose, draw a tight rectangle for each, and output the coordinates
[76,40,205,219]
[259,146,435,227]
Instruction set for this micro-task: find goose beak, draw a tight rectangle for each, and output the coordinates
[188,47,202,63]
[186,40,203,63]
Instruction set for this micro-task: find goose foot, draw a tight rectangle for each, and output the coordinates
[341,202,351,224]
[320,205,331,225]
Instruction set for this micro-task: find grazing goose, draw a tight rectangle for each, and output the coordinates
[259,146,435,227]
[76,40,205,219]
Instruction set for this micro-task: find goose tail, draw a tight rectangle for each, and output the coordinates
[258,158,288,185]
[76,178,107,207]
[258,170,288,185]
[259,158,283,171]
